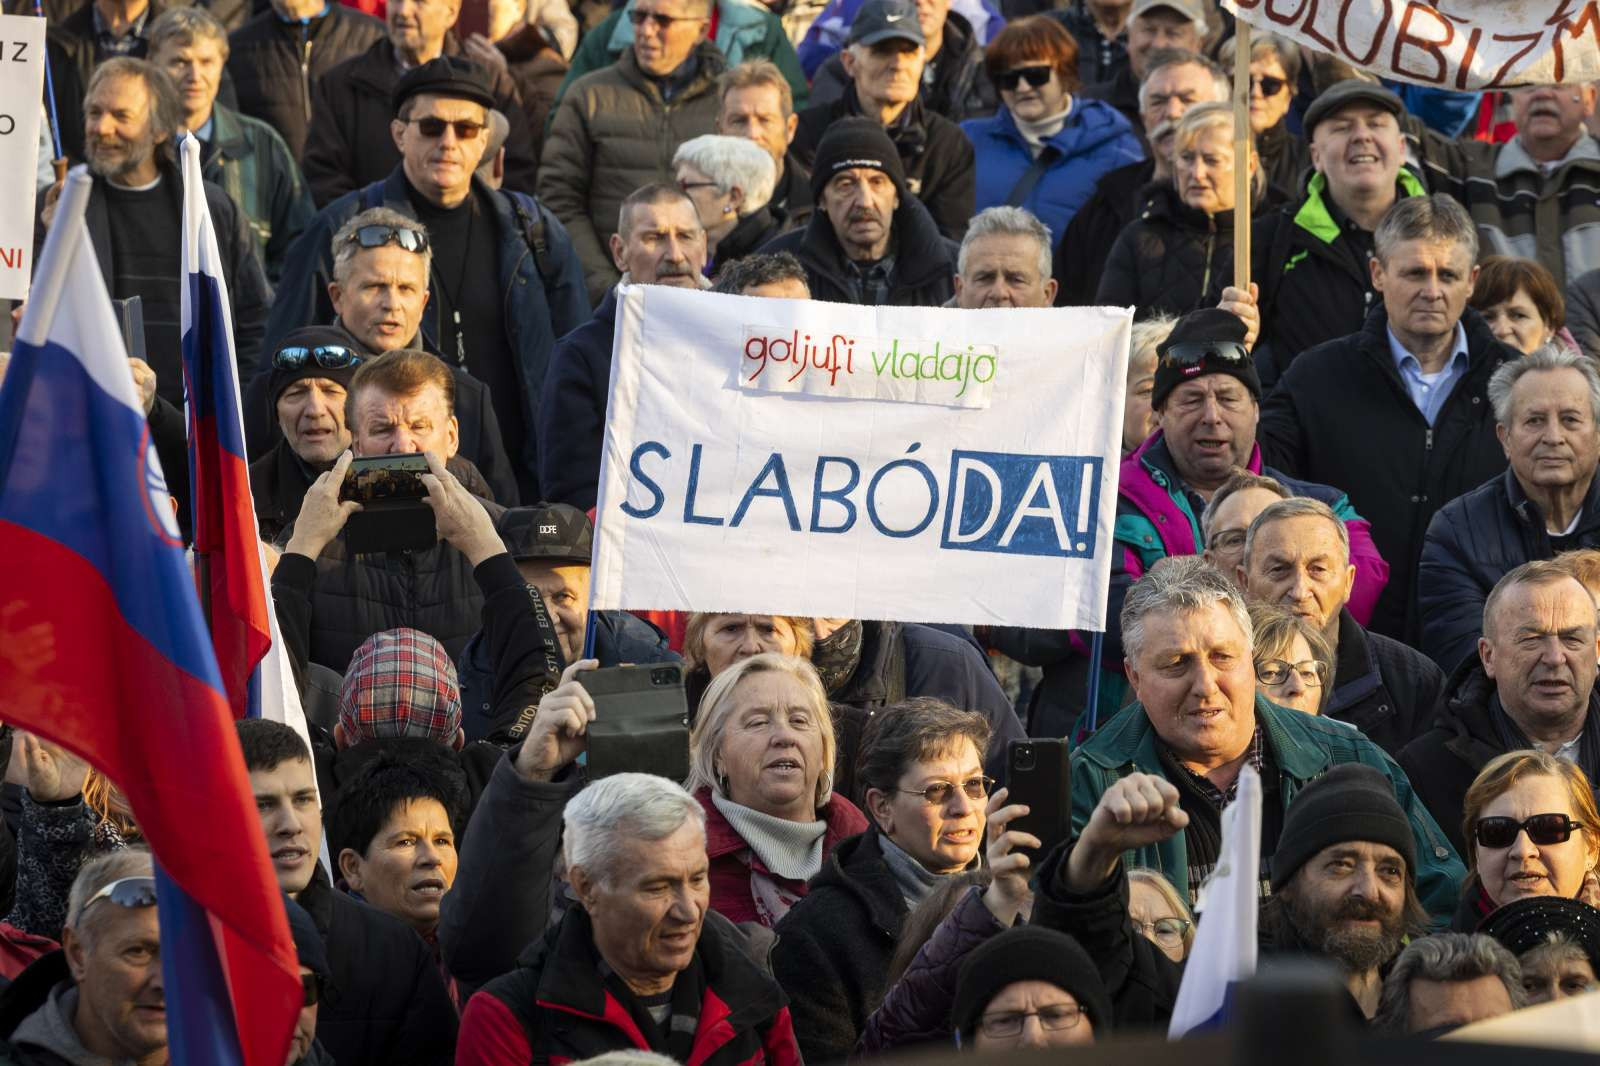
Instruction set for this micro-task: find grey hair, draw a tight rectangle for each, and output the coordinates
[1217,29,1301,86]
[147,5,230,61]
[1121,555,1254,662]
[88,58,183,145]
[1129,314,1178,373]
[687,653,835,807]
[1374,194,1479,265]
[673,134,776,215]
[1241,496,1350,570]
[66,848,155,933]
[617,183,699,241]
[1137,49,1229,112]
[1375,933,1527,1033]
[1200,470,1289,542]
[1487,343,1600,426]
[956,206,1052,280]
[331,206,432,285]
[563,773,706,887]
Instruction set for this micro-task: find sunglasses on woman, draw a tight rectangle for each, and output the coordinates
[897,776,995,806]
[1473,813,1583,849]
[997,66,1053,92]
[1252,74,1287,97]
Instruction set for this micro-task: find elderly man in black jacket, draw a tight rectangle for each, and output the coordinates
[761,117,957,308]
[1258,194,1516,644]
[1419,346,1600,674]
[1238,497,1442,757]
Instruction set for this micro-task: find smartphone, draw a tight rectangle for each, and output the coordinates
[340,453,436,554]
[1004,739,1071,864]
[581,663,690,781]
[340,453,430,504]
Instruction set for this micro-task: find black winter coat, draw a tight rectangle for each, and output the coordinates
[808,11,995,123]
[1321,609,1444,759]
[536,286,618,510]
[771,828,907,1064]
[301,35,539,207]
[1257,306,1515,642]
[1052,157,1151,306]
[297,867,459,1066]
[758,195,958,309]
[1569,266,1600,357]
[1419,467,1600,674]
[226,1,385,159]
[792,88,976,241]
[1096,182,1239,319]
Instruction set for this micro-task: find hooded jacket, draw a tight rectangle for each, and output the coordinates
[758,194,959,308]
[1419,467,1600,675]
[962,95,1142,243]
[1258,305,1515,642]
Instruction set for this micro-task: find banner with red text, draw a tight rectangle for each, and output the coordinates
[589,286,1131,630]
[1224,0,1600,89]
[0,14,46,301]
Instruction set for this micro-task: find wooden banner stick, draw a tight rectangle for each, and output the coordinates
[1233,20,1252,291]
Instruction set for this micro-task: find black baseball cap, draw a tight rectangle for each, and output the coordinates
[1302,79,1404,138]
[847,0,924,47]
[497,505,593,565]
[391,55,497,116]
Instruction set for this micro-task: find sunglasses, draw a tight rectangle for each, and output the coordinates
[897,775,995,806]
[1159,340,1250,370]
[1252,74,1288,97]
[1473,813,1583,850]
[628,8,703,28]
[342,224,429,254]
[274,345,362,371]
[83,876,159,915]
[997,65,1053,92]
[407,116,486,141]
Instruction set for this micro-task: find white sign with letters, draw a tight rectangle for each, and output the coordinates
[0,15,45,302]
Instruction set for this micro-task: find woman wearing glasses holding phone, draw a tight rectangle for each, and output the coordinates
[961,16,1142,247]
[1219,32,1310,196]
[1456,751,1600,931]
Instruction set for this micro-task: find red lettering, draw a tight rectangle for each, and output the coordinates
[0,247,20,270]
[1456,26,1482,90]
[1264,0,1311,25]
[1391,2,1453,85]
[1300,0,1341,54]
[1338,0,1393,67]
[1487,31,1547,87]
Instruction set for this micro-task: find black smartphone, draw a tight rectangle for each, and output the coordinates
[340,453,436,553]
[1004,739,1071,864]
[340,453,430,504]
[581,663,690,781]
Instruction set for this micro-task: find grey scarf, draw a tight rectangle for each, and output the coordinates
[711,791,828,881]
[877,832,967,909]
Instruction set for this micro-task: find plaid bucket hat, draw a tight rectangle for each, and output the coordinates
[338,628,463,744]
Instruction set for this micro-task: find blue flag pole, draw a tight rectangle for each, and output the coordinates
[1084,630,1104,734]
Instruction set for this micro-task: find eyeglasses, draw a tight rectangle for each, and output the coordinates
[678,179,720,194]
[1256,659,1327,688]
[82,876,159,916]
[1251,74,1288,97]
[978,1004,1085,1038]
[273,345,363,371]
[628,8,705,29]
[1474,813,1584,850]
[406,116,486,140]
[302,974,324,1007]
[1133,916,1193,947]
[997,65,1053,92]
[1159,341,1250,370]
[897,776,994,806]
[341,224,429,254]
[1208,528,1247,553]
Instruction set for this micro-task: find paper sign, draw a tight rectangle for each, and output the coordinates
[0,15,46,302]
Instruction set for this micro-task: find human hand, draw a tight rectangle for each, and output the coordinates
[419,451,505,565]
[284,450,361,560]
[1065,773,1188,892]
[1218,283,1260,351]
[129,358,157,415]
[19,732,90,803]
[982,787,1039,924]
[40,181,62,230]
[514,659,598,782]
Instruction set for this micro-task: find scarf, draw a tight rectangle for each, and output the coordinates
[710,791,828,881]
[1012,100,1073,159]
[812,620,864,694]
[877,832,969,909]
[1489,692,1600,785]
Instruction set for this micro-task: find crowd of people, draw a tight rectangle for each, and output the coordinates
[8,0,1600,1061]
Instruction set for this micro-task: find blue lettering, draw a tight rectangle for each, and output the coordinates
[730,453,801,531]
[683,443,725,526]
[866,446,938,539]
[809,456,860,533]
[620,440,670,519]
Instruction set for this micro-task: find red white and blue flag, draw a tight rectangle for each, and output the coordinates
[0,167,300,1066]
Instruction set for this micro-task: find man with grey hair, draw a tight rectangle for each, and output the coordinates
[456,756,802,1063]
[953,206,1056,309]
[0,849,167,1064]
[1374,933,1524,1034]
[1067,555,1465,920]
[1261,194,1518,644]
[1420,344,1600,672]
[1239,497,1443,756]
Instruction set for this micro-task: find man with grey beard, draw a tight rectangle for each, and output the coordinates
[40,56,269,411]
[537,183,710,509]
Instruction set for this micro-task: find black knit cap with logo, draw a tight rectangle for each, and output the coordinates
[809,117,908,204]
[1151,307,1261,411]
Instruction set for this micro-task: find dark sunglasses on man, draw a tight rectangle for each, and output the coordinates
[997,65,1053,92]
[82,876,159,916]
[1159,340,1249,371]
[1473,813,1583,850]
[341,224,429,255]
[627,8,703,29]
[1251,74,1288,97]
[273,345,363,372]
[407,116,487,141]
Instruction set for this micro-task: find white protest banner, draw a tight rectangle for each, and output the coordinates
[589,286,1131,630]
[1224,0,1600,90]
[0,14,45,301]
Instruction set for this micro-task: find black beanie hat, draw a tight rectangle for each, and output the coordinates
[266,326,363,417]
[1478,895,1600,968]
[952,927,1112,1041]
[1150,307,1261,412]
[1269,763,1417,891]
[283,894,331,978]
[810,117,907,204]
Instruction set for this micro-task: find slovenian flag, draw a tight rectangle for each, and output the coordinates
[0,166,300,1066]
[1168,764,1263,1037]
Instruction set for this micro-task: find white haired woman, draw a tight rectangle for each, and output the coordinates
[687,653,867,927]
[673,134,782,273]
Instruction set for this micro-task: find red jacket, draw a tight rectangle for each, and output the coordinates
[697,786,868,926]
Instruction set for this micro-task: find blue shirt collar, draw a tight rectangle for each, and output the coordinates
[1387,320,1469,376]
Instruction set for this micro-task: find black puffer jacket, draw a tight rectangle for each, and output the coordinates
[1095,182,1239,319]
[759,194,958,308]
[1568,266,1600,357]
[226,1,385,159]
[712,204,786,275]
[1257,305,1515,642]
[1419,467,1600,675]
[771,828,907,1064]
[1052,157,1151,306]
[1321,609,1444,759]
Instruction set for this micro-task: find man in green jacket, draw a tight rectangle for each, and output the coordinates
[1069,554,1465,924]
